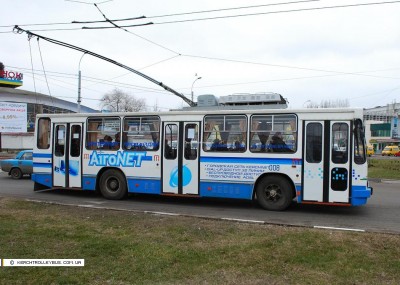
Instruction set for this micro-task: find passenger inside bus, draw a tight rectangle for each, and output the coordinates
[270,132,292,152]
[103,135,113,149]
[258,121,271,152]
[114,132,120,150]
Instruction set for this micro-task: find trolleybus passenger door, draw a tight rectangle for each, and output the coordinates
[182,122,200,195]
[68,124,83,188]
[163,122,179,194]
[53,123,67,187]
[303,121,350,204]
[303,122,324,202]
[329,121,350,203]
[53,123,83,188]
[162,122,200,195]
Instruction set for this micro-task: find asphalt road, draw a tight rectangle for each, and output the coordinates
[0,171,399,234]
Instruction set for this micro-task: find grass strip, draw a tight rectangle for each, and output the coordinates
[368,159,400,179]
[0,198,399,285]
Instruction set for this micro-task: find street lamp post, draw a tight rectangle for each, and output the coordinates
[191,76,202,103]
[77,52,87,113]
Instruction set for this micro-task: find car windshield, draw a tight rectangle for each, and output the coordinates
[16,151,31,159]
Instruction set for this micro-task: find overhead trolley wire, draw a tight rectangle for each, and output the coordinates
[37,38,55,107]
[0,0,321,29]
[181,54,400,80]
[7,0,400,32]
[147,0,322,19]
[152,1,400,25]
[77,0,321,26]
[78,1,400,29]
[13,25,196,106]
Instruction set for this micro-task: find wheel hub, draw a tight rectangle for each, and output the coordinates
[108,178,119,191]
[269,189,278,198]
[266,185,280,201]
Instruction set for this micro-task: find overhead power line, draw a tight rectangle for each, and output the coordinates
[80,1,400,29]
[153,1,400,25]
[147,0,321,19]
[16,64,176,93]
[181,54,400,80]
[13,25,196,106]
[76,0,321,25]
[4,0,400,32]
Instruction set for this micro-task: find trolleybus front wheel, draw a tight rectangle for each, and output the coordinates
[99,169,127,200]
[256,175,292,211]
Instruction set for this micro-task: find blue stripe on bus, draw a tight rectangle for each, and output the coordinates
[33,162,52,168]
[200,156,300,165]
[81,176,162,193]
[33,153,52,158]
[32,173,52,188]
[351,185,372,206]
[82,175,96,190]
[127,178,161,194]
[200,181,253,199]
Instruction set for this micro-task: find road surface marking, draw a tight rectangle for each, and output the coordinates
[222,218,265,224]
[144,211,180,216]
[314,226,365,232]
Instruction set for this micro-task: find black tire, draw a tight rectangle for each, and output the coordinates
[256,175,293,211]
[10,168,23,179]
[99,169,127,200]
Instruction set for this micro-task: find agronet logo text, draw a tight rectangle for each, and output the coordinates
[88,151,152,167]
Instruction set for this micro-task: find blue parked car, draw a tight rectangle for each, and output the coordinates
[0,150,33,179]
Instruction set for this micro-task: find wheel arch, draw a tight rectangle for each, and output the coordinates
[95,167,127,192]
[252,172,296,200]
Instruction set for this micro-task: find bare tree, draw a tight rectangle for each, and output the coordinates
[100,88,146,112]
[306,99,349,108]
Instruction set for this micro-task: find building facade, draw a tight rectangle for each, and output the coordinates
[0,87,98,151]
[364,103,400,153]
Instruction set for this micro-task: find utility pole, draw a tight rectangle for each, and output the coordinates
[77,52,86,113]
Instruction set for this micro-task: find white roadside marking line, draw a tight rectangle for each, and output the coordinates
[144,211,180,216]
[314,226,365,232]
[222,218,265,224]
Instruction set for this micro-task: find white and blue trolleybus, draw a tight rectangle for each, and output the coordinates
[32,107,372,211]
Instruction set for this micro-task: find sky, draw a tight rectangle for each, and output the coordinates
[1,0,400,111]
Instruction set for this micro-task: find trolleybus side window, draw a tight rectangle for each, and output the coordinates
[306,123,323,163]
[203,115,247,152]
[122,116,160,151]
[86,117,121,150]
[37,117,51,149]
[331,123,348,164]
[250,114,297,153]
[55,125,65,157]
[184,124,199,160]
[353,119,366,164]
[164,124,178,159]
[70,125,81,157]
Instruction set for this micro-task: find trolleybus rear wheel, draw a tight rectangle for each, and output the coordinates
[256,175,292,211]
[99,169,127,200]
